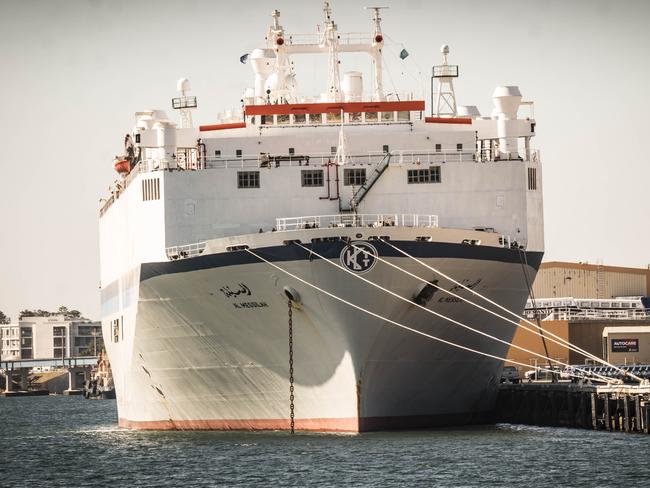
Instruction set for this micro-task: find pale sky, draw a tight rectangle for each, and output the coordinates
[1,0,649,322]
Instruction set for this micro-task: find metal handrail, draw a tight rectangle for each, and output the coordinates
[275,213,439,231]
[525,308,650,321]
[166,241,207,260]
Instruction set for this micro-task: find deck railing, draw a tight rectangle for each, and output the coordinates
[275,213,439,231]
[165,241,207,260]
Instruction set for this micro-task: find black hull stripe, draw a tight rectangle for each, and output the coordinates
[140,241,543,282]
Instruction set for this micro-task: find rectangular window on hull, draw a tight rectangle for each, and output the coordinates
[238,171,260,189]
[301,170,324,187]
[407,166,441,184]
[344,168,366,186]
[528,167,537,190]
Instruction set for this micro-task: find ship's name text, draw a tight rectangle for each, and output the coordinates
[233,301,269,309]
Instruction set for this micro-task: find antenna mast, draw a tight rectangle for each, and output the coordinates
[323,2,342,101]
[431,44,459,116]
[172,78,197,128]
[365,6,388,101]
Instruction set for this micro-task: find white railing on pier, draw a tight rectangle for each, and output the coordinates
[275,213,439,231]
[165,241,207,260]
[525,308,650,322]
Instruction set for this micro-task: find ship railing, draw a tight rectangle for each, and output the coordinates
[285,32,374,46]
[134,149,480,173]
[199,149,476,169]
[275,213,438,231]
[165,241,207,260]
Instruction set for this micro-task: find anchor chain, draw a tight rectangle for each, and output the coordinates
[288,299,295,434]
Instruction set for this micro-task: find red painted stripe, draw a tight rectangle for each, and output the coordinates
[424,116,473,125]
[119,417,359,432]
[245,100,425,116]
[118,411,492,432]
[199,122,246,132]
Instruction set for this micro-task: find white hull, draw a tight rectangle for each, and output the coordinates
[104,236,541,431]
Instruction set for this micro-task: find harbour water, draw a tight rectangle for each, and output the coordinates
[2,396,649,487]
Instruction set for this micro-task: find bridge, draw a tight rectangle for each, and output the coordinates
[1,356,98,395]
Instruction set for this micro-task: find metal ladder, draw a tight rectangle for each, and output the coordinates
[340,152,392,212]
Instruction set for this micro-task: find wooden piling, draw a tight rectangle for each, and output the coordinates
[604,393,611,431]
[623,396,631,433]
[590,393,598,430]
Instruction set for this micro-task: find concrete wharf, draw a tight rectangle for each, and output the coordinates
[1,357,97,396]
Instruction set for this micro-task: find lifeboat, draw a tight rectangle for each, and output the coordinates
[114,158,130,174]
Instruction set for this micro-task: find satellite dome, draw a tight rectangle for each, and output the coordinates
[441,44,450,55]
[177,78,191,93]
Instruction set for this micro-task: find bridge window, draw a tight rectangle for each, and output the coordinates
[381,111,394,122]
[457,143,463,151]
[407,166,441,184]
[397,111,410,121]
[214,150,221,157]
[238,171,260,189]
[301,170,324,187]
[435,144,442,152]
[236,149,243,158]
[293,114,306,124]
[344,168,366,186]
[349,112,362,123]
[111,317,121,343]
[277,114,290,125]
[327,112,342,124]
[383,145,389,153]
[331,146,337,154]
[289,147,295,156]
[366,112,378,122]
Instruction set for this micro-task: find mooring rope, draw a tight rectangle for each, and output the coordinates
[341,242,614,383]
[293,242,609,382]
[378,239,643,383]
[244,248,613,384]
[517,248,556,378]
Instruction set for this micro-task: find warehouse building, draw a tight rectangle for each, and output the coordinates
[508,261,650,371]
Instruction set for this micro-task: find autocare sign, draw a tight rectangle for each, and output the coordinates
[611,338,639,353]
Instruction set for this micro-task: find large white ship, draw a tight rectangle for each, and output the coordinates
[99,3,544,432]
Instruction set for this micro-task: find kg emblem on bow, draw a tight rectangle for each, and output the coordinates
[340,241,378,273]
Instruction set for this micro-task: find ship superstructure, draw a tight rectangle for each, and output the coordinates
[99,3,544,431]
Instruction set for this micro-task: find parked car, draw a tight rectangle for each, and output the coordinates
[500,366,520,384]
[524,367,563,381]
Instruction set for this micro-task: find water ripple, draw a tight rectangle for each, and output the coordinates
[1,396,649,487]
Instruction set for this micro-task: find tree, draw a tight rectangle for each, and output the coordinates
[0,310,10,324]
[19,309,51,319]
[67,310,82,319]
[17,307,84,320]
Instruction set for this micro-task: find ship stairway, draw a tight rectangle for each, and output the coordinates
[339,152,392,212]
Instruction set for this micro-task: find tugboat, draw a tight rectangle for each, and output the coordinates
[83,350,116,400]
